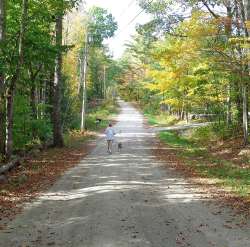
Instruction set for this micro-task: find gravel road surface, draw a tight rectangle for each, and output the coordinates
[0,100,249,247]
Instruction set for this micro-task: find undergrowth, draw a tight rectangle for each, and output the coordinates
[144,112,179,127]
[65,99,119,147]
[86,100,119,131]
[159,131,250,198]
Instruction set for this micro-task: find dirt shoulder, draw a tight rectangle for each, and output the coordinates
[154,138,250,220]
[0,132,97,229]
[139,108,250,219]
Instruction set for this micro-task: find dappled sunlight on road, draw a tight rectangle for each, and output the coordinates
[36,144,210,204]
[1,100,249,247]
[38,181,208,204]
[98,132,156,138]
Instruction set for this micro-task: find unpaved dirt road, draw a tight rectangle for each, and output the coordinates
[0,100,249,247]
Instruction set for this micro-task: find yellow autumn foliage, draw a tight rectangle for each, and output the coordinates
[143,11,229,111]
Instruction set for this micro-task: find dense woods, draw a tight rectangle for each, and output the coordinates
[0,2,249,244]
[118,0,250,145]
[1,0,250,163]
[0,1,117,161]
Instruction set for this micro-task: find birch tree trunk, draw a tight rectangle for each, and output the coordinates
[52,15,64,147]
[5,0,28,159]
[0,0,6,156]
[242,82,248,145]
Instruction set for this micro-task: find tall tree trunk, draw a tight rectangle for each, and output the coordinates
[0,0,6,156]
[243,0,250,145]
[5,0,28,159]
[30,84,37,118]
[30,82,37,138]
[226,84,232,125]
[0,0,5,78]
[242,81,248,145]
[225,1,233,125]
[5,86,14,159]
[234,1,244,126]
[28,64,42,120]
[0,0,5,41]
[80,31,88,132]
[52,15,64,147]
[48,71,54,119]
[28,71,36,119]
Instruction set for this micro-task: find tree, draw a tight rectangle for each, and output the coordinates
[88,6,118,47]
[132,0,249,145]
[52,13,64,147]
[242,0,250,145]
[77,6,117,130]
[50,0,81,146]
[0,0,84,159]
[0,0,6,156]
[5,0,28,159]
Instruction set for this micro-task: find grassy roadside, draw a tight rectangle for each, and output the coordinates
[144,112,179,126]
[64,99,119,146]
[143,112,250,211]
[0,100,119,228]
[159,131,250,199]
[85,100,119,131]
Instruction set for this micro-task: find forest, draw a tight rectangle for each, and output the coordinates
[0,0,250,164]
[119,0,250,147]
[0,0,119,162]
[0,1,249,245]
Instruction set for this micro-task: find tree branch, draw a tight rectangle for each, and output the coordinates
[201,0,220,18]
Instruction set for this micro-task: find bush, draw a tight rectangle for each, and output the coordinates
[31,119,52,141]
[85,99,118,131]
[211,122,240,140]
[143,102,160,115]
[13,95,32,150]
[190,122,241,145]
[191,125,217,144]
[12,94,53,151]
[144,111,179,127]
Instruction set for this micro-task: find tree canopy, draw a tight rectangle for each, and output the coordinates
[118,0,250,145]
[0,1,118,160]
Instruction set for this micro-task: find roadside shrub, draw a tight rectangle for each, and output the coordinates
[190,122,241,145]
[143,102,160,115]
[157,113,179,126]
[144,111,179,126]
[211,122,241,140]
[31,119,52,141]
[85,99,118,131]
[13,95,32,150]
[191,125,217,144]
